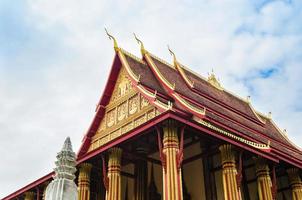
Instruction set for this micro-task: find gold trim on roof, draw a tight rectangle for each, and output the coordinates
[247,102,266,124]
[143,50,205,118]
[180,63,262,111]
[118,51,140,82]
[149,52,176,69]
[173,93,205,116]
[120,48,146,65]
[118,50,172,112]
[145,54,176,91]
[168,46,195,88]
[269,118,302,151]
[194,117,271,151]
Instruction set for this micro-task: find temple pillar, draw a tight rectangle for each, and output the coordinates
[106,147,122,200]
[219,144,240,200]
[134,147,148,200]
[24,192,35,200]
[255,157,273,200]
[161,120,183,200]
[78,163,93,200]
[287,168,302,200]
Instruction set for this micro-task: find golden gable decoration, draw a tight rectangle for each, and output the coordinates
[89,67,161,151]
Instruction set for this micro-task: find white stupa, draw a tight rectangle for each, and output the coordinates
[45,137,78,200]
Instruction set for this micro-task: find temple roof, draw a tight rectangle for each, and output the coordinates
[77,36,302,167]
[3,36,302,200]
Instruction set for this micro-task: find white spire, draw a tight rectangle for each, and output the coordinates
[45,137,78,200]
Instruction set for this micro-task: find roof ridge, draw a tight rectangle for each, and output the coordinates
[120,48,146,65]
[118,50,172,112]
[179,63,254,104]
[124,48,301,153]
[269,118,302,151]
[148,51,266,123]
[148,52,176,69]
[179,63,268,124]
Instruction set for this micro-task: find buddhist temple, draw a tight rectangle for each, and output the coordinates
[3,32,302,200]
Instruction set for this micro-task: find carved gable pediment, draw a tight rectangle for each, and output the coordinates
[88,66,161,152]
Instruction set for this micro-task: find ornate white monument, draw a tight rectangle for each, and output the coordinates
[45,137,78,200]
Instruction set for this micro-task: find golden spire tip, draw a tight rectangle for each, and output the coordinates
[133,33,146,54]
[167,45,177,65]
[104,27,118,51]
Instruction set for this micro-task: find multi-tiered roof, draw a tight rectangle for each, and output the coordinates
[3,33,302,200]
[78,33,302,168]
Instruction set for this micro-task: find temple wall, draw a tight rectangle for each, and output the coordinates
[276,174,292,199]
[244,161,258,200]
[183,143,206,200]
[212,153,224,200]
[122,163,135,199]
[148,152,163,197]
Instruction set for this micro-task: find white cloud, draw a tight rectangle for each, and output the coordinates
[1,0,302,197]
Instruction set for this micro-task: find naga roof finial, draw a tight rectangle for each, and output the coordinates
[207,69,223,90]
[105,28,119,51]
[133,33,146,54]
[168,45,177,66]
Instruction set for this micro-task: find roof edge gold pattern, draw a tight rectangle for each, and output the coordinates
[246,102,266,124]
[120,48,146,65]
[173,93,205,116]
[145,54,176,91]
[168,47,195,88]
[117,47,298,151]
[118,50,172,112]
[148,52,176,69]
[194,117,271,151]
[144,52,205,118]
[269,118,302,151]
[118,51,140,82]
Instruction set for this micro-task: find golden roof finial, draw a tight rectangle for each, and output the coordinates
[133,33,146,54]
[168,45,177,66]
[268,111,272,119]
[207,69,223,90]
[105,28,119,51]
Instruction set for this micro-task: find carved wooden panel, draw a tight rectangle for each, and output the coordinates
[88,67,161,152]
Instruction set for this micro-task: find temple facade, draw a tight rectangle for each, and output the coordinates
[3,34,302,200]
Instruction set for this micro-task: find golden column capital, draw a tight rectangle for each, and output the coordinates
[254,157,270,176]
[106,147,123,200]
[254,157,273,200]
[162,120,179,146]
[219,144,236,164]
[79,163,93,173]
[24,191,35,200]
[287,168,301,185]
[108,147,122,165]
[78,162,93,200]
[287,168,302,200]
[219,144,240,200]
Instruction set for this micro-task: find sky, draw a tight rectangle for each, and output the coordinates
[1,0,302,197]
